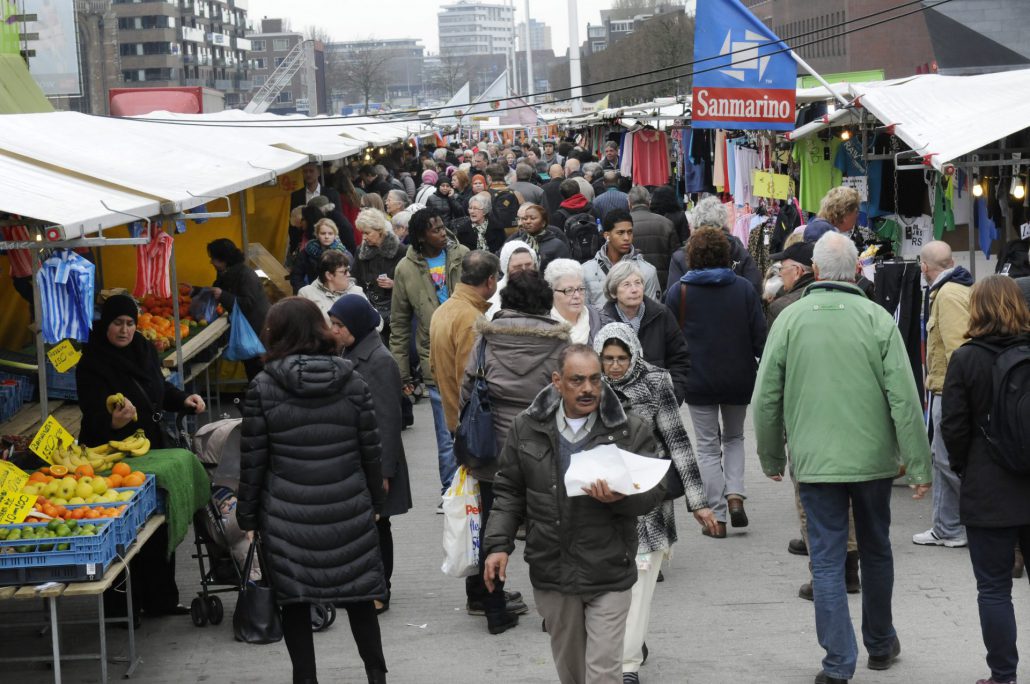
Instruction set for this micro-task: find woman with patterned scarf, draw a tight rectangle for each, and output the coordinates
[593,322,717,684]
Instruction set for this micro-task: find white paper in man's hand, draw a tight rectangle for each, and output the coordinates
[565,444,670,497]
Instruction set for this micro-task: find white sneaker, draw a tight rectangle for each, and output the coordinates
[912,529,967,547]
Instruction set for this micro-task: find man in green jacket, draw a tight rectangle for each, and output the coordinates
[483,345,665,684]
[390,208,468,495]
[753,232,932,684]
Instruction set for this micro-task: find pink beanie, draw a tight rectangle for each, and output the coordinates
[421,170,439,185]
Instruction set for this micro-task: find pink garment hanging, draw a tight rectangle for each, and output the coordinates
[134,225,174,298]
[631,129,670,187]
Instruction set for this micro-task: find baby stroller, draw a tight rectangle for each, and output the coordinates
[189,418,337,631]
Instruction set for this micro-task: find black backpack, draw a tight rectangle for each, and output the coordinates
[564,213,601,263]
[968,340,1030,474]
[489,188,521,233]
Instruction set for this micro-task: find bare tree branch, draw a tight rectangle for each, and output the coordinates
[325,38,394,114]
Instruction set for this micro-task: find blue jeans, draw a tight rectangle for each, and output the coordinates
[967,525,1030,682]
[428,386,456,493]
[799,478,898,679]
[930,394,965,540]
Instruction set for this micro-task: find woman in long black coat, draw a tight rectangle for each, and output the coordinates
[941,276,1030,684]
[238,297,388,684]
[329,295,412,614]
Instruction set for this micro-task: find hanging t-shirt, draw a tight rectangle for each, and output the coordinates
[134,225,174,298]
[631,129,670,187]
[791,137,842,214]
[36,250,95,344]
[426,252,449,304]
[834,140,885,219]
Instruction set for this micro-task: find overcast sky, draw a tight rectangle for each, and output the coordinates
[243,0,612,55]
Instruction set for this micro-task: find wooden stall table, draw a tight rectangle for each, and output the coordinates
[1,514,166,683]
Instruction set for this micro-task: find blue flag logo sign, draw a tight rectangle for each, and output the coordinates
[692,0,797,131]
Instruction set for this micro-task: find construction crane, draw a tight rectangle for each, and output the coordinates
[243,39,310,114]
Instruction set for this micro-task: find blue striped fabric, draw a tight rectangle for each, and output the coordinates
[35,250,95,344]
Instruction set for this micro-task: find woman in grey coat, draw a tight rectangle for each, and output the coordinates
[593,322,717,682]
[329,295,412,616]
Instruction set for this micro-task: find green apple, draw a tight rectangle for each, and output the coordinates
[43,481,61,497]
[57,478,77,499]
[91,478,108,495]
[69,497,85,505]
[117,490,134,502]
[74,481,94,499]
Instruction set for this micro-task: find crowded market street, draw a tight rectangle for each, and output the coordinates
[7,395,1023,684]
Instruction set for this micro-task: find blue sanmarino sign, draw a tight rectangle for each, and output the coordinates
[692,0,797,131]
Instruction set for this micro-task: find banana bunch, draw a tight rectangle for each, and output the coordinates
[110,429,150,457]
[51,443,128,470]
[106,393,137,422]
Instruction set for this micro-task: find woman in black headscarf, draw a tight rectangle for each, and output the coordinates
[76,294,206,620]
[328,295,412,615]
[77,294,206,448]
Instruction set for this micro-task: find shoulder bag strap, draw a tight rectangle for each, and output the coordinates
[678,282,687,328]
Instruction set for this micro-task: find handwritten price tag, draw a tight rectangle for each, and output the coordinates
[28,416,75,464]
[47,339,82,374]
[0,461,34,524]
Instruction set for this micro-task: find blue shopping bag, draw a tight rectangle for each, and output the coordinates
[224,304,265,361]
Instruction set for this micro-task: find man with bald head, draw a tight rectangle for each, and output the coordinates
[542,163,566,217]
[913,240,974,549]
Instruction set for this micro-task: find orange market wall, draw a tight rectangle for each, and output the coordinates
[0,174,299,360]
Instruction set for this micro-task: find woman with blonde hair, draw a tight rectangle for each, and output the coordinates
[352,209,405,342]
[942,275,1030,684]
[803,186,861,242]
[290,217,352,293]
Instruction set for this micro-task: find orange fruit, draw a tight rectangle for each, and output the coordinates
[75,464,94,478]
[29,471,48,483]
[49,465,68,477]
[123,472,145,487]
[112,463,131,477]
[107,474,123,488]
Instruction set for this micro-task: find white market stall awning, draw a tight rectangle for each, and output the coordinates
[0,111,285,216]
[0,153,161,236]
[129,110,364,162]
[849,69,1030,170]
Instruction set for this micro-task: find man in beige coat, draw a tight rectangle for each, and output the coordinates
[913,240,973,548]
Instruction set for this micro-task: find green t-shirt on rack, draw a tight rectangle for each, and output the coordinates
[792,138,843,214]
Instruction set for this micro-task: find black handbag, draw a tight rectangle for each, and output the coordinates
[233,537,283,644]
[453,341,497,470]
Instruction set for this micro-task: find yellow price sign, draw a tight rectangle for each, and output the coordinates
[28,415,75,464]
[47,339,82,374]
[0,461,34,524]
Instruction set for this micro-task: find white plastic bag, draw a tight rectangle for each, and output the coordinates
[441,466,481,578]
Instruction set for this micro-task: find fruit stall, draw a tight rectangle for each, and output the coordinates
[0,433,208,682]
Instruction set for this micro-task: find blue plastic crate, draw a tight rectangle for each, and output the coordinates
[0,383,20,423]
[63,504,134,553]
[0,371,35,402]
[0,519,118,585]
[45,363,77,400]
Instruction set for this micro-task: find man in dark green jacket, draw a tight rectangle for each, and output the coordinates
[483,345,665,684]
[754,232,931,684]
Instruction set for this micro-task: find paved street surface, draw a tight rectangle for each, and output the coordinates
[7,397,1029,683]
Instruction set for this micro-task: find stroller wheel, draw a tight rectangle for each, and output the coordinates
[190,597,208,627]
[206,596,224,625]
[310,603,334,632]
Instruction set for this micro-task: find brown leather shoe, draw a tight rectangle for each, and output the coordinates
[702,521,727,538]
[727,496,749,528]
